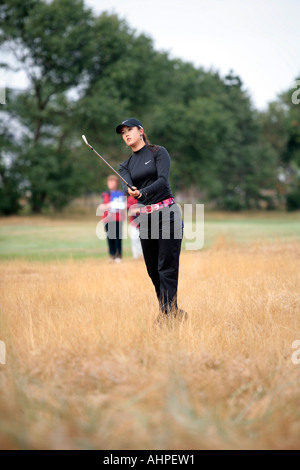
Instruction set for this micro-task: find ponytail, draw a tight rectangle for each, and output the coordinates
[142,130,159,153]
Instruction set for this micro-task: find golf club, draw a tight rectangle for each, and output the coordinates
[82,135,134,191]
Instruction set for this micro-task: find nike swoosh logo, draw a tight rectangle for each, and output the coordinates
[145,160,151,165]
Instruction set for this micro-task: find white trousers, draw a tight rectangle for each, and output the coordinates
[129,225,143,259]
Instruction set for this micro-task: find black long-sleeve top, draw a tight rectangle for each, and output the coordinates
[118,145,174,205]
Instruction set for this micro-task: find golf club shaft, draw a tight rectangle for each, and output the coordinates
[82,136,134,191]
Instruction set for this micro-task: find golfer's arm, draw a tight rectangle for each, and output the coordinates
[119,161,134,196]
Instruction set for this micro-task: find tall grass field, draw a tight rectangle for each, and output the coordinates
[0,212,300,450]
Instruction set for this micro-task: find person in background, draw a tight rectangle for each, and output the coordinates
[100,175,126,263]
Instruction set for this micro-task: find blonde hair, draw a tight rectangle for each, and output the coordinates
[107,174,119,182]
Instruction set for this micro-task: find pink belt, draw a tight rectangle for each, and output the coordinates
[140,197,175,214]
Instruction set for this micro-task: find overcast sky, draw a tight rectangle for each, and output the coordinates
[85,0,300,110]
[1,0,299,110]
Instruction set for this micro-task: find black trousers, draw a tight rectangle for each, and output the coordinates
[105,222,122,258]
[139,204,183,313]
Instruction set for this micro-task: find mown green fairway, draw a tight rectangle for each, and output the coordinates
[0,211,299,261]
[0,216,113,261]
[204,212,300,246]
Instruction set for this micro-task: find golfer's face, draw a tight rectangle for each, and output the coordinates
[121,126,141,147]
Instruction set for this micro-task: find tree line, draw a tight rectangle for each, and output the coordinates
[0,0,299,215]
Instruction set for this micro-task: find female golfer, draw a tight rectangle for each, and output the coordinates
[117,118,187,324]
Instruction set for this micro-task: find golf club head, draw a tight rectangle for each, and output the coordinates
[82,135,89,146]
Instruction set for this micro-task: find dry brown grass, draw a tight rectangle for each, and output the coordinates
[1,240,300,450]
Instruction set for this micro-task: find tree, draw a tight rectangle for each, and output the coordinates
[259,77,300,209]
[212,72,279,210]
[0,112,22,215]
[0,0,95,212]
[0,0,294,214]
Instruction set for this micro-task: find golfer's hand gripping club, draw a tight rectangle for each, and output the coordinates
[81,135,135,192]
